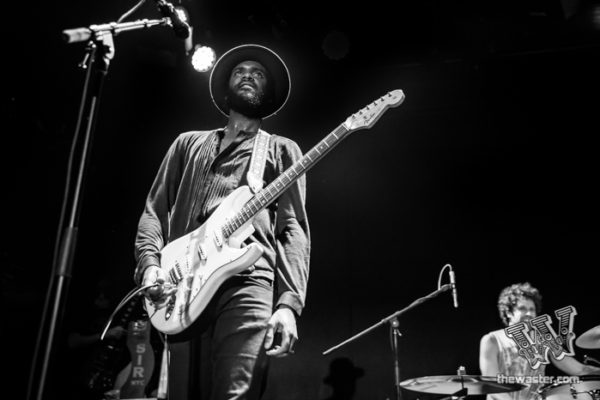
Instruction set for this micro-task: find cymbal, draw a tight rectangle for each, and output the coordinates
[400,375,525,395]
[576,325,600,349]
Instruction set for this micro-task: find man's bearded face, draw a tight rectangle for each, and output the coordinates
[226,60,270,118]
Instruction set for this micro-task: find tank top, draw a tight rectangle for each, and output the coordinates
[487,329,547,400]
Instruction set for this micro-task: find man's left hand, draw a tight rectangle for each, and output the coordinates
[264,307,297,358]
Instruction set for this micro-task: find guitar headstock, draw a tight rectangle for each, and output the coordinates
[343,89,405,131]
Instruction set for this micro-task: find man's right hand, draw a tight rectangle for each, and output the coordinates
[141,266,171,308]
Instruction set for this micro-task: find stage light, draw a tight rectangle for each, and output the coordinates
[191,45,216,72]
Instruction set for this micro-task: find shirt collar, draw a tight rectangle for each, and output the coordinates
[216,127,259,141]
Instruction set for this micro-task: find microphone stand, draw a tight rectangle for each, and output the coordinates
[322,284,454,400]
[27,17,170,400]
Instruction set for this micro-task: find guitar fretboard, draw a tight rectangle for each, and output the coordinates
[221,123,352,237]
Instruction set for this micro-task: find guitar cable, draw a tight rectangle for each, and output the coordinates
[100,283,159,341]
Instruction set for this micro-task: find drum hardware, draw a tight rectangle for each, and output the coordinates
[570,386,577,399]
[538,376,600,400]
[584,355,600,367]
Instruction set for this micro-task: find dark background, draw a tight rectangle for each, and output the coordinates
[2,0,600,399]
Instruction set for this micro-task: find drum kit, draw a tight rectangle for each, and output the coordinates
[399,325,600,400]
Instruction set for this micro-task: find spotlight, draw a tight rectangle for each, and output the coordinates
[191,45,216,72]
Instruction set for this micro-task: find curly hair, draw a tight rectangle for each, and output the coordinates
[497,282,542,326]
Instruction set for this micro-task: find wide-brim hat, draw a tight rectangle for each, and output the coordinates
[209,44,291,119]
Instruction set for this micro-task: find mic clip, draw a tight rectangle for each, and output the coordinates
[153,0,190,39]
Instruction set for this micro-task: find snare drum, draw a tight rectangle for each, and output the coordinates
[539,376,600,400]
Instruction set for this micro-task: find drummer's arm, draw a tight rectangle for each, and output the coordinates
[480,333,501,376]
[551,355,600,376]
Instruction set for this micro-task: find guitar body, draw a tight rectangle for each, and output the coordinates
[145,185,264,334]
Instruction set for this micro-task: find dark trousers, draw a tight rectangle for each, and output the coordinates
[167,276,274,400]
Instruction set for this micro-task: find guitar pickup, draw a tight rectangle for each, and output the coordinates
[168,261,184,283]
[197,243,207,260]
[213,230,223,248]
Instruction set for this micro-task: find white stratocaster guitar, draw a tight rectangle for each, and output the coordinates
[146,89,406,334]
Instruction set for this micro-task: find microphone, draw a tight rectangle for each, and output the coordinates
[449,268,459,308]
[153,0,191,39]
[62,27,92,44]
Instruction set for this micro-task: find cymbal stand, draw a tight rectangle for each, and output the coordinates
[439,367,469,400]
[390,317,403,400]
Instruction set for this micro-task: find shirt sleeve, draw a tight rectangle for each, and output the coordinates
[274,139,311,317]
[133,135,187,285]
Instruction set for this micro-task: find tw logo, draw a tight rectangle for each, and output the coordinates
[504,305,577,370]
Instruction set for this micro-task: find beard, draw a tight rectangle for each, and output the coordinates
[225,86,267,119]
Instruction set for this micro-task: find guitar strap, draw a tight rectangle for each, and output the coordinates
[246,129,271,194]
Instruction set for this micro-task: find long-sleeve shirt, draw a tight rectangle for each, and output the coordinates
[134,129,310,316]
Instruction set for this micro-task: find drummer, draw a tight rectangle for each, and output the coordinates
[479,282,600,400]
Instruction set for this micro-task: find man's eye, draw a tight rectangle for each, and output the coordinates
[253,72,264,78]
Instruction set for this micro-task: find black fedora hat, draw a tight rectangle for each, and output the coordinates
[209,44,291,119]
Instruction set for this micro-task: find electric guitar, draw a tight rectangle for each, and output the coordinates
[145,89,406,334]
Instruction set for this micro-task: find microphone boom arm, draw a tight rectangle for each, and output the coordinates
[63,18,170,44]
[322,284,453,355]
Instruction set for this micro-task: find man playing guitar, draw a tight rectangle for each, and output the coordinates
[134,44,310,400]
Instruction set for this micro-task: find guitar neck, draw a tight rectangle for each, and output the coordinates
[220,89,406,237]
[222,123,352,237]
